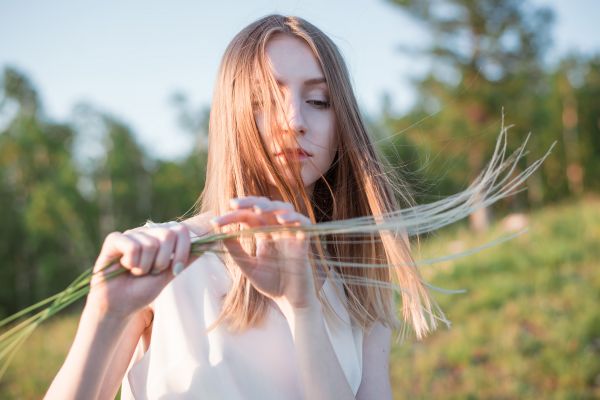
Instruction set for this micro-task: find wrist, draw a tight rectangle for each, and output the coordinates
[274,295,321,319]
[278,300,324,340]
[82,300,131,329]
[290,303,323,319]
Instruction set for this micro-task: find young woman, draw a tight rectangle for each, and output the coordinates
[46,14,441,399]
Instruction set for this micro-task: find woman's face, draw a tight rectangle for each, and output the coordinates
[254,33,337,197]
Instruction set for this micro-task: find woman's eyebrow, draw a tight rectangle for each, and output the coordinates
[303,77,327,86]
[275,77,327,86]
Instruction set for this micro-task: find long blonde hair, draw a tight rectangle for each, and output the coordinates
[193,14,442,339]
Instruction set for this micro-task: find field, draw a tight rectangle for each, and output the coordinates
[390,197,600,399]
[1,198,599,399]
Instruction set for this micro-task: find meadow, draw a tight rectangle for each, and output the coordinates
[1,197,599,399]
[391,197,600,399]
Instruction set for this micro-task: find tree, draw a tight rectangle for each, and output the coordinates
[386,0,554,230]
[93,115,153,233]
[574,55,600,192]
[0,67,96,313]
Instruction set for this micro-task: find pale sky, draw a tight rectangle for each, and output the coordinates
[1,0,599,160]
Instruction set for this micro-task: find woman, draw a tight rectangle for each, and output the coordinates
[46,14,439,399]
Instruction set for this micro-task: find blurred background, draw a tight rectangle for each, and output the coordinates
[1,0,599,398]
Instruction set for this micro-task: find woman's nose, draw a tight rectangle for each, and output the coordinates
[277,97,306,135]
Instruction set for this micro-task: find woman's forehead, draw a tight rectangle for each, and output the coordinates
[262,35,325,87]
[252,75,328,90]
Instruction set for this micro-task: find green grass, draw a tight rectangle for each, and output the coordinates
[0,312,80,399]
[1,198,599,398]
[391,197,600,399]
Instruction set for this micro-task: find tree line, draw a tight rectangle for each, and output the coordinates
[1,0,598,315]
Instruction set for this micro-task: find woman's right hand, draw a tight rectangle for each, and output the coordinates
[85,222,193,320]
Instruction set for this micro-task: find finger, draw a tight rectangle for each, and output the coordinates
[274,211,311,224]
[213,209,271,228]
[255,200,294,213]
[214,210,276,244]
[229,196,271,210]
[164,224,190,276]
[228,198,296,226]
[151,228,177,274]
[127,232,160,275]
[253,202,295,225]
[94,232,141,274]
[274,212,311,239]
[252,205,280,225]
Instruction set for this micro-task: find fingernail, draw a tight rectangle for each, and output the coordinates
[210,217,220,226]
[172,262,185,276]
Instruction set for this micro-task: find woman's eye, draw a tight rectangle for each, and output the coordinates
[307,100,331,109]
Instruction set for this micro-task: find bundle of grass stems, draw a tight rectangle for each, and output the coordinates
[0,125,555,379]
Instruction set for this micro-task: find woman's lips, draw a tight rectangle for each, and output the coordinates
[274,148,312,160]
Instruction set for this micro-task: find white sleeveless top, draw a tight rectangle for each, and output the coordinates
[121,227,364,399]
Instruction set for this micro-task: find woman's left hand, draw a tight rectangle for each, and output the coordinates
[211,196,319,311]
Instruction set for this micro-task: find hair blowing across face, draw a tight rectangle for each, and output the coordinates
[193,14,442,339]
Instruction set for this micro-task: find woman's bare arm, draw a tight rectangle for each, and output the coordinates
[44,305,138,399]
[96,307,153,400]
[282,305,356,400]
[356,321,393,400]
[46,306,153,399]
[45,222,193,399]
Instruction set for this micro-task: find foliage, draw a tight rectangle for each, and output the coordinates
[0,68,208,318]
[375,0,600,240]
[0,68,98,314]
